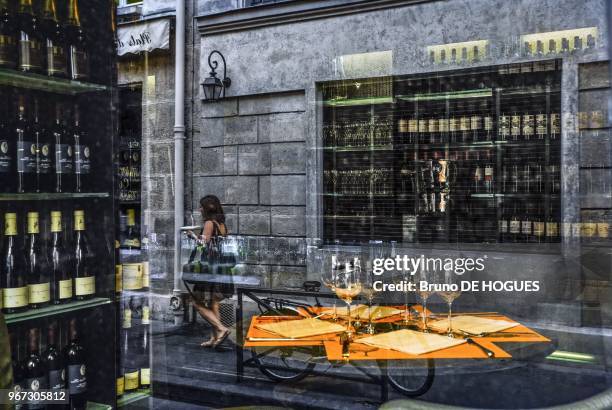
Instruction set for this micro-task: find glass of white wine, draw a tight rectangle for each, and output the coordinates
[416,268,434,332]
[321,254,340,321]
[334,258,362,335]
[437,270,462,337]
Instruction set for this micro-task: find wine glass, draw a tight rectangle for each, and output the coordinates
[360,261,377,334]
[416,268,434,332]
[437,269,462,337]
[321,254,340,321]
[334,258,362,335]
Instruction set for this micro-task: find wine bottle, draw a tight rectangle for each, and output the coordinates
[44,321,66,396]
[2,212,28,313]
[0,0,17,68]
[0,96,14,192]
[10,329,26,410]
[33,97,53,193]
[498,206,508,242]
[16,0,44,74]
[53,102,74,193]
[139,297,150,389]
[73,210,94,300]
[49,210,72,304]
[41,0,67,78]
[24,327,47,410]
[533,205,545,243]
[26,211,50,309]
[509,205,520,243]
[65,0,88,80]
[16,94,36,193]
[521,205,532,243]
[122,300,139,392]
[72,104,89,193]
[64,318,87,410]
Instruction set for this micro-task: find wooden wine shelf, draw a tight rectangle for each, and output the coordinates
[117,389,151,408]
[5,297,112,325]
[0,192,110,201]
[0,68,108,95]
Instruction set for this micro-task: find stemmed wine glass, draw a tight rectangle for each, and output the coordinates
[416,268,434,332]
[334,258,362,335]
[321,254,340,321]
[360,261,377,334]
[436,269,462,337]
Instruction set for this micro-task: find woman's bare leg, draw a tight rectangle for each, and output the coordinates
[210,298,228,334]
[193,299,225,338]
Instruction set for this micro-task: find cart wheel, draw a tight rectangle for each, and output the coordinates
[382,358,435,397]
[251,347,316,382]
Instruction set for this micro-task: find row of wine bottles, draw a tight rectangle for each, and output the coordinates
[0,0,89,80]
[10,318,88,410]
[118,296,151,396]
[0,91,91,193]
[1,208,95,313]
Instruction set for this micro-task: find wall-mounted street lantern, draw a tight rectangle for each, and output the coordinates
[201,50,231,102]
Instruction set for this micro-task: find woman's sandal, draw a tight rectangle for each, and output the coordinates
[200,338,216,347]
[212,329,230,348]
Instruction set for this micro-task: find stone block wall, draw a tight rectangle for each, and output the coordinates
[193,91,308,287]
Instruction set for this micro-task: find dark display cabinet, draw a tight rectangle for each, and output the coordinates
[322,61,571,247]
[0,0,118,408]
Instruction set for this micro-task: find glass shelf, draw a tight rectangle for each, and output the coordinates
[471,193,560,199]
[0,68,108,95]
[322,193,394,197]
[324,145,393,152]
[0,192,110,201]
[323,96,393,107]
[117,389,151,408]
[5,297,112,325]
[397,88,492,102]
[87,402,113,410]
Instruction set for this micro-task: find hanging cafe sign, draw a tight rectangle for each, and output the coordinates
[117,18,171,56]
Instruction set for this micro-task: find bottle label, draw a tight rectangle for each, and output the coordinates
[27,212,39,234]
[3,287,28,308]
[438,118,449,132]
[19,37,43,70]
[5,213,17,236]
[499,116,510,137]
[125,371,139,390]
[0,35,16,65]
[571,223,582,237]
[74,210,85,231]
[484,166,494,180]
[511,115,521,136]
[116,376,125,396]
[51,212,62,232]
[17,140,36,173]
[75,276,95,296]
[484,116,493,131]
[127,209,136,226]
[418,119,427,133]
[0,139,11,173]
[68,364,87,395]
[142,261,150,288]
[123,309,132,328]
[582,222,597,237]
[59,278,73,300]
[115,265,123,293]
[142,306,150,324]
[522,115,534,136]
[38,141,53,174]
[28,282,50,304]
[74,144,90,175]
[428,119,438,133]
[521,221,532,234]
[470,115,482,130]
[459,117,470,131]
[510,220,520,234]
[140,368,150,386]
[534,221,545,236]
[49,369,66,390]
[55,143,74,174]
[551,113,561,134]
[499,220,508,233]
[596,222,609,238]
[123,263,143,290]
[408,119,418,133]
[449,118,459,132]
[536,114,547,135]
[47,41,68,76]
[26,377,47,409]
